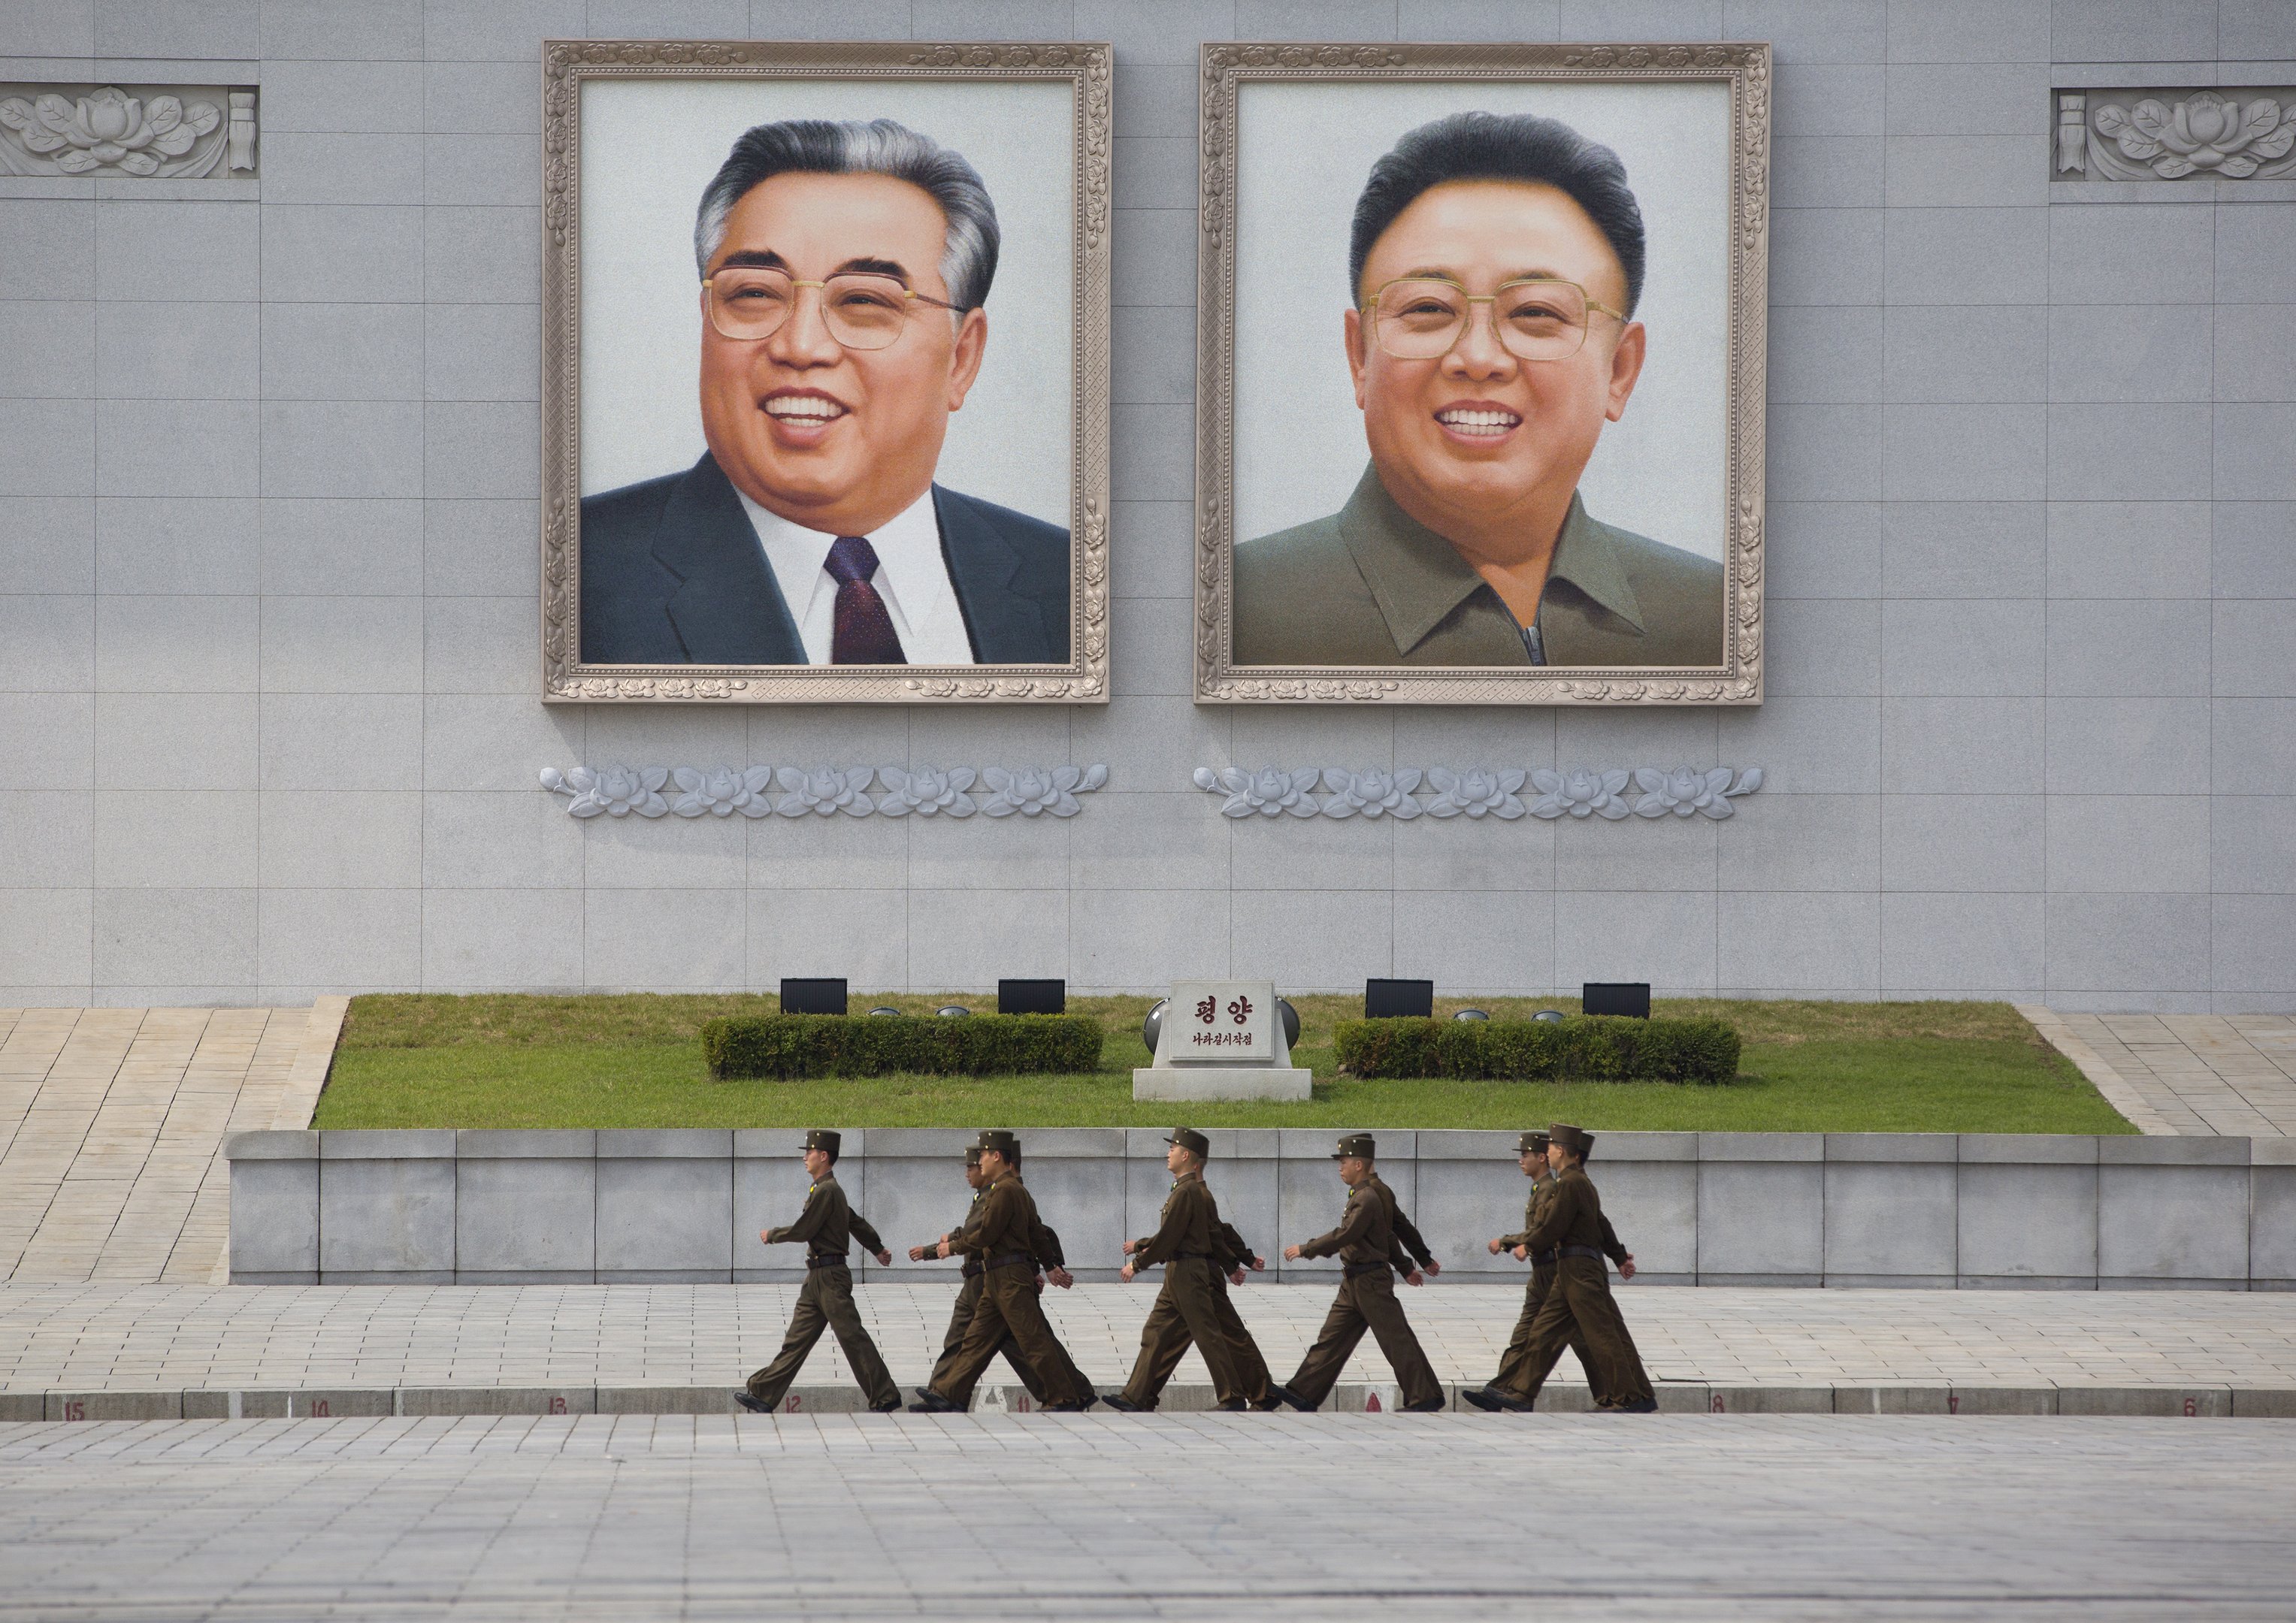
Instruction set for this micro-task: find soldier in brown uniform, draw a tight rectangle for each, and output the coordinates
[737,1129,900,1413]
[1130,1204,1278,1410]
[913,1144,1091,1410]
[1481,1123,1657,1413]
[1369,1164,1441,1283]
[1269,1134,1446,1413]
[1106,1129,1274,1413]
[910,1130,1094,1413]
[1463,1129,1634,1411]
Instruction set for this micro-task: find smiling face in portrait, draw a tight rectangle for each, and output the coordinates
[1346,179,1644,550]
[699,170,988,536]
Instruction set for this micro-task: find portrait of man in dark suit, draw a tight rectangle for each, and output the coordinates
[580,117,1071,667]
[1232,111,1724,669]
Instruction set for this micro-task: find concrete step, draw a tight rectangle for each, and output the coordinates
[7,1381,2292,1422]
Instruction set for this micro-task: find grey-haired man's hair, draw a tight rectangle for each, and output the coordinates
[1351,111,1646,316]
[694,117,1000,313]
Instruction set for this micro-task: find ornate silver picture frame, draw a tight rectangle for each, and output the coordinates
[1194,42,1770,706]
[542,40,1111,703]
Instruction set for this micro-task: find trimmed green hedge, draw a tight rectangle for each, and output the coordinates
[702,1013,1105,1080]
[1335,1015,1740,1084]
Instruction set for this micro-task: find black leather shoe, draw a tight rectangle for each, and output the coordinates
[1268,1383,1315,1413]
[732,1390,771,1414]
[1042,1400,1088,1412]
[870,1398,901,1413]
[1402,1397,1446,1413]
[907,1389,959,1413]
[1599,1396,1659,1413]
[1100,1393,1145,1413]
[1460,1386,1503,1413]
[1213,1398,1246,1412]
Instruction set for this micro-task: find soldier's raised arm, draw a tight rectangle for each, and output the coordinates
[764,1180,830,1247]
[1296,1184,1376,1259]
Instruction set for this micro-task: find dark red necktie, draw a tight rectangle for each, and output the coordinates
[824,535,906,665]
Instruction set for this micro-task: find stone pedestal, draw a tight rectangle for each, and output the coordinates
[1132,1065,1311,1102]
[1131,979,1311,1102]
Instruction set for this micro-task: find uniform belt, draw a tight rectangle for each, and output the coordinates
[1341,1260,1390,1278]
[1530,1248,1559,1266]
[982,1250,1033,1272]
[1168,1251,1214,1262]
[960,1257,983,1277]
[805,1253,848,1270]
[1557,1244,1607,1264]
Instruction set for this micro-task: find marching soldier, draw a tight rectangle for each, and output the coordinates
[1129,1202,1278,1410]
[1477,1123,1657,1413]
[1106,1129,1274,1413]
[737,1129,900,1414]
[910,1130,1095,1413]
[1269,1134,1445,1413]
[1465,1130,1631,1410]
[913,1143,1090,1410]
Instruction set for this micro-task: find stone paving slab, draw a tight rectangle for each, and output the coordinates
[2025,1007,2296,1136]
[0,1005,342,1286]
[0,1414,2291,1618]
[4,1282,2294,1410]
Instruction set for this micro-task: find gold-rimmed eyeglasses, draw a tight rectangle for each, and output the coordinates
[703,266,960,350]
[1362,274,1626,363]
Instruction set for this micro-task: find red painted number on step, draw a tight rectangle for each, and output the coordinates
[310,1400,329,1417]
[1710,1395,1725,1413]
[1015,1395,1031,1413]
[548,1397,567,1414]
[1948,1393,1959,1413]
[2184,1398,2197,1416]
[63,1401,84,1422]
[784,1395,801,1412]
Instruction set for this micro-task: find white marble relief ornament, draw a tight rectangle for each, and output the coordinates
[543,764,1109,820]
[0,84,236,177]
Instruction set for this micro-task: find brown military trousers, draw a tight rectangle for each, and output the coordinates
[1120,1258,1266,1408]
[929,1261,1088,1408]
[1493,1260,1610,1404]
[1505,1256,1654,1408]
[927,1268,1047,1403]
[745,1263,899,1412]
[1285,1266,1443,1410]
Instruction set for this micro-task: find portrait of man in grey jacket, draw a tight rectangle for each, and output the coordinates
[1232,111,1724,670]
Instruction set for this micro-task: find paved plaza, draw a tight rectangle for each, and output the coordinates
[2,1413,2291,1619]
[0,1005,340,1286]
[2023,1009,2296,1137]
[4,1281,2294,1417]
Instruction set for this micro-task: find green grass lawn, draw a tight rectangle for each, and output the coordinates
[313,992,2135,1135]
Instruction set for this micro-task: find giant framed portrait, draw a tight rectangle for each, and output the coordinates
[1194,43,1769,705]
[541,41,1110,703]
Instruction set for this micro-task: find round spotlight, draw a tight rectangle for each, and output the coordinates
[1452,1008,1490,1021]
[1276,998,1301,1047]
[1533,1009,1565,1023]
[867,1006,902,1017]
[936,1005,972,1018]
[1142,999,1168,1055]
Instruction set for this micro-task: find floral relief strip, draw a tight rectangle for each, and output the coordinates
[1190,766,1764,821]
[540,765,1110,820]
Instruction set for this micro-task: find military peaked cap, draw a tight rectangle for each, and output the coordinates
[975,1129,1021,1159]
[1549,1123,1594,1158]
[1517,1130,1551,1155]
[1331,1133,1377,1159]
[963,1144,983,1165]
[803,1129,841,1157]
[1166,1128,1211,1157]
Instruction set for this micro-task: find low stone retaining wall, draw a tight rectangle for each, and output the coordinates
[227,1129,2296,1290]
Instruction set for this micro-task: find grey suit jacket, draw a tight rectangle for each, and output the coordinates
[1232,465,1725,668]
[579,451,1071,665]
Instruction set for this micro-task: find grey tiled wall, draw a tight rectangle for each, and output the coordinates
[2,0,2292,1012]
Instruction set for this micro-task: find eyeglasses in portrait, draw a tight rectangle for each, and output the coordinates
[542,41,1111,703]
[1194,44,1769,706]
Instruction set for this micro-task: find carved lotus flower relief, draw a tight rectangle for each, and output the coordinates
[0,87,219,174]
[1426,768,1528,820]
[877,766,977,818]
[2090,90,2296,178]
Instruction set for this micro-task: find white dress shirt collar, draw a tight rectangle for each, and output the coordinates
[735,487,974,666]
